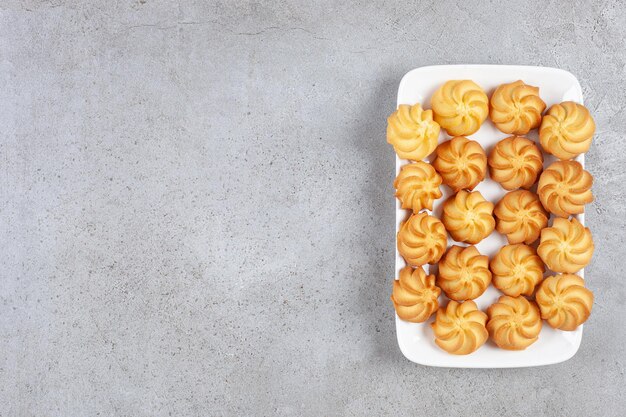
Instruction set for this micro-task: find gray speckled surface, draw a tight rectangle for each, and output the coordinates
[1,1,625,416]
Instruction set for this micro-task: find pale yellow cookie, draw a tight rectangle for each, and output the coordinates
[490,244,544,297]
[537,217,594,273]
[494,190,548,245]
[437,245,491,301]
[488,136,543,190]
[431,80,489,136]
[391,266,441,323]
[441,190,495,244]
[431,300,488,355]
[397,212,447,267]
[489,80,546,135]
[394,162,442,212]
[539,101,595,160]
[487,295,542,350]
[432,136,487,192]
[535,274,593,331]
[537,160,593,218]
[387,103,441,161]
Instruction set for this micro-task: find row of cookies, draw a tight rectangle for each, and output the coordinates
[397,240,589,302]
[397,202,594,272]
[395,137,594,217]
[387,80,595,161]
[434,278,593,354]
[392,265,593,354]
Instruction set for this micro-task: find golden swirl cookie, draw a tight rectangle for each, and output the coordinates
[432,136,487,192]
[441,190,495,244]
[537,217,594,273]
[387,103,441,161]
[394,162,442,212]
[539,101,595,160]
[494,190,549,245]
[431,80,489,136]
[488,136,543,190]
[535,274,594,330]
[437,246,491,301]
[489,80,546,135]
[391,266,441,323]
[490,244,544,297]
[397,212,447,267]
[487,295,542,350]
[537,160,593,218]
[431,300,488,355]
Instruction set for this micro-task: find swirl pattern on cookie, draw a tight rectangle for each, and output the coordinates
[431,300,488,355]
[490,244,544,297]
[494,190,549,245]
[489,80,546,135]
[394,162,442,212]
[437,245,491,301]
[537,217,594,273]
[537,160,593,218]
[535,274,594,330]
[488,136,543,190]
[432,136,487,192]
[539,101,595,160]
[391,266,441,323]
[397,212,448,267]
[387,103,441,161]
[431,80,489,136]
[487,295,542,350]
[441,190,495,244]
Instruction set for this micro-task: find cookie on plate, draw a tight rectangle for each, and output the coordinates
[394,161,442,212]
[431,80,489,136]
[490,244,544,297]
[391,266,441,323]
[537,160,593,218]
[488,136,543,190]
[387,103,441,161]
[539,101,595,160]
[487,295,542,350]
[535,274,594,331]
[437,245,491,301]
[441,190,495,244]
[432,136,487,192]
[489,80,546,135]
[494,190,549,245]
[537,217,594,273]
[431,300,488,355]
[397,212,448,267]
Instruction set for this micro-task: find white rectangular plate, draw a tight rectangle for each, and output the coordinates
[394,65,585,368]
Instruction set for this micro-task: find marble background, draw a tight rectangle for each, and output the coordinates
[1,1,625,415]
